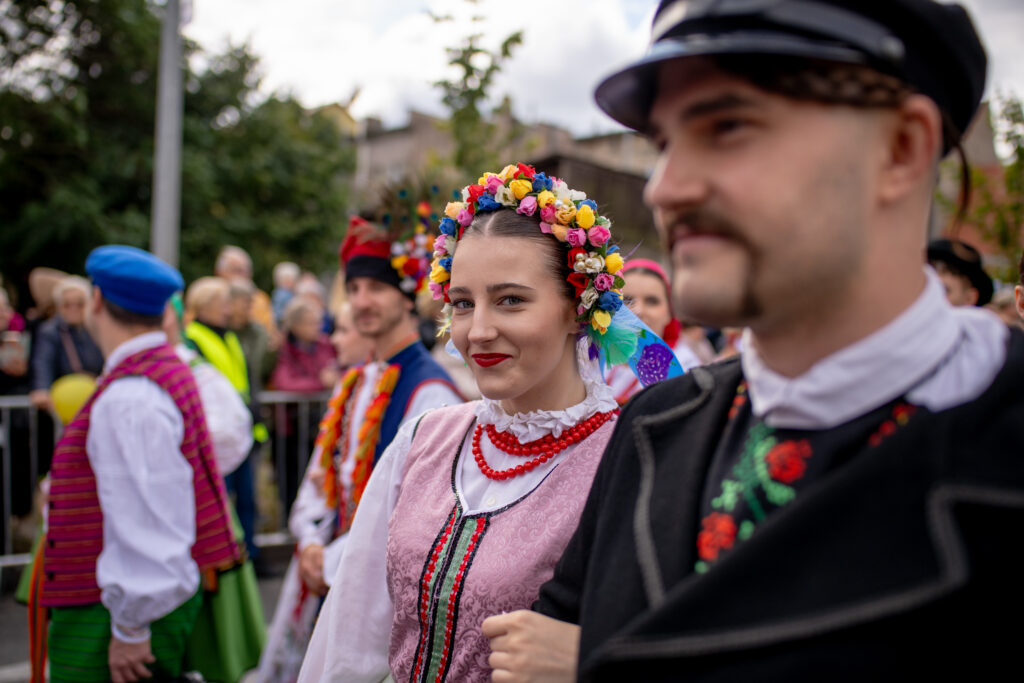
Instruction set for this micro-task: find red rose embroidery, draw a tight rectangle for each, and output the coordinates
[765,439,812,484]
[696,512,737,562]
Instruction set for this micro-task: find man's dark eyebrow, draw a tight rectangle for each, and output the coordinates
[648,92,757,140]
[679,93,757,122]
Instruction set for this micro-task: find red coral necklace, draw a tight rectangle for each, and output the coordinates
[473,409,618,480]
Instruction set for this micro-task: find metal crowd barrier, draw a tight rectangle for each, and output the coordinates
[0,390,332,574]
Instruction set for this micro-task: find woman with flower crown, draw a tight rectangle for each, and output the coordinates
[298,163,681,683]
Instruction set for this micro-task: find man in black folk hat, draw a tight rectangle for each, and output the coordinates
[927,238,994,307]
[483,1,1024,680]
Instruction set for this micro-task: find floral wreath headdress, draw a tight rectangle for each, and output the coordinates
[428,162,685,384]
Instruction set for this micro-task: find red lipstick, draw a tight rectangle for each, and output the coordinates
[472,353,511,367]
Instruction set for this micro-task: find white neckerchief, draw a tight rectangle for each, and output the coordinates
[741,267,1008,430]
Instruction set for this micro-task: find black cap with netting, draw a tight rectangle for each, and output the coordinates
[595,0,987,151]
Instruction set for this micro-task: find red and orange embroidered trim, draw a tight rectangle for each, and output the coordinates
[317,363,401,530]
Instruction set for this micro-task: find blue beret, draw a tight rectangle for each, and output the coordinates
[85,245,184,316]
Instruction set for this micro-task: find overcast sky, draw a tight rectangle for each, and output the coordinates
[184,0,1024,139]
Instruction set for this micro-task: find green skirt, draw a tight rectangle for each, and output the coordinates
[48,591,203,683]
[183,508,266,682]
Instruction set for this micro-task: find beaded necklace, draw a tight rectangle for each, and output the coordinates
[472,409,618,480]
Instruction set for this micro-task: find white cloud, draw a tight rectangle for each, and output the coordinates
[185,0,656,134]
[184,0,1024,137]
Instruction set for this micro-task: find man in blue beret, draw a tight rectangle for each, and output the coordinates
[485,1,1024,680]
[34,245,241,683]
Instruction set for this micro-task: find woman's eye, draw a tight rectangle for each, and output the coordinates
[451,299,473,310]
[499,295,525,306]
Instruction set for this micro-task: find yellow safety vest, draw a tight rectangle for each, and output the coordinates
[184,322,250,401]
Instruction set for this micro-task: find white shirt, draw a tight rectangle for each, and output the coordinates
[88,332,198,642]
[741,267,1009,429]
[175,344,253,475]
[288,361,463,557]
[298,373,618,682]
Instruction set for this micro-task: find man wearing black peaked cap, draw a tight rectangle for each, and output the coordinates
[483,1,1024,680]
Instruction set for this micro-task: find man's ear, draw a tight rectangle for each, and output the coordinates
[90,286,103,315]
[877,94,944,205]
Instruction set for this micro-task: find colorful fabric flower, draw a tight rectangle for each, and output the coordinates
[577,199,598,211]
[588,224,611,246]
[430,262,450,284]
[477,194,501,212]
[591,309,611,333]
[566,228,587,248]
[445,202,463,219]
[537,190,556,208]
[593,273,614,291]
[605,252,624,274]
[495,185,515,207]
[439,217,457,236]
[517,196,538,216]
[550,224,568,242]
[515,162,535,179]
[581,287,599,310]
[582,255,605,274]
[456,207,474,227]
[556,204,577,225]
[598,290,623,312]
[539,205,557,224]
[485,175,504,195]
[532,172,553,192]
[510,179,533,200]
[567,272,590,297]
[433,234,448,254]
[576,205,595,229]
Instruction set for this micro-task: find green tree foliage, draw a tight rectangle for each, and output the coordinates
[938,95,1024,283]
[0,0,354,298]
[432,0,522,179]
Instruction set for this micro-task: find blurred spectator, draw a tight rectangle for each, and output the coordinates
[1015,251,1024,325]
[215,245,277,338]
[29,276,103,412]
[295,271,334,335]
[269,297,338,511]
[229,278,274,390]
[184,276,260,561]
[271,298,338,393]
[927,238,993,307]
[272,261,300,326]
[329,301,373,369]
[988,289,1023,330]
[1,287,33,540]
[27,267,67,323]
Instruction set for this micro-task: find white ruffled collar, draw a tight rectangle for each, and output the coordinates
[473,337,618,441]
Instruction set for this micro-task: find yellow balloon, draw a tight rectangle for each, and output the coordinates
[50,373,97,425]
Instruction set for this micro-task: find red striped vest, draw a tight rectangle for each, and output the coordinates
[41,342,241,607]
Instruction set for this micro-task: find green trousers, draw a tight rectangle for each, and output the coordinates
[48,591,203,682]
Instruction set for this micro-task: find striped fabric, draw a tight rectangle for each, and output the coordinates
[42,342,241,607]
[48,591,203,682]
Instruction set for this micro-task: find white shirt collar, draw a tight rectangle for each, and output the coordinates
[103,331,168,375]
[740,267,1005,429]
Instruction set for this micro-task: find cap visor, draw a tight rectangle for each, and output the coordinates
[595,31,867,132]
